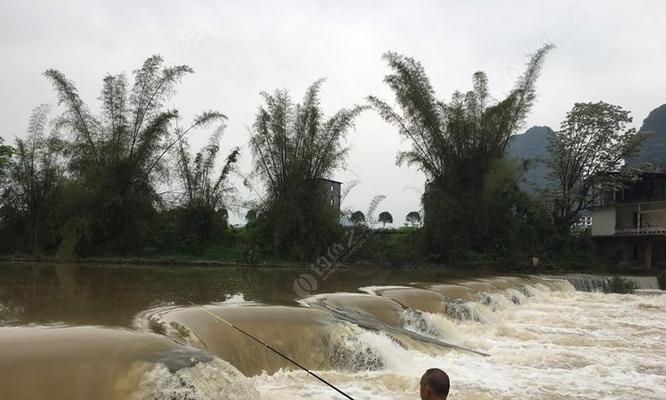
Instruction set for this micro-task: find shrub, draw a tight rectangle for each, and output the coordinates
[607,276,636,294]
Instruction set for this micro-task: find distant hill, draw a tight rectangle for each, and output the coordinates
[506,126,554,192]
[504,105,666,193]
[628,104,666,168]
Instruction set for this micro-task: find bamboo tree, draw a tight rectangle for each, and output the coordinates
[370,45,553,258]
[0,105,65,253]
[249,80,366,259]
[175,130,240,242]
[43,55,224,254]
[0,138,12,184]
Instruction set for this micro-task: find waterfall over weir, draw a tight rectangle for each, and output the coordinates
[132,277,572,377]
[554,274,660,292]
[0,263,664,400]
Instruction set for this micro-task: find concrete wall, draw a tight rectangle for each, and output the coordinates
[616,206,635,229]
[330,181,341,210]
[592,208,616,236]
[594,237,666,268]
[593,237,634,261]
[320,180,341,211]
[641,202,666,227]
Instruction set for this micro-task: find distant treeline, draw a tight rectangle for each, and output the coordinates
[0,47,648,267]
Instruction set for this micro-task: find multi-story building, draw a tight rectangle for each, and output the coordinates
[574,210,593,231]
[591,172,666,269]
[319,178,342,212]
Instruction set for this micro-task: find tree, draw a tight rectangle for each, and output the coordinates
[369,45,552,258]
[249,80,366,259]
[378,211,393,227]
[175,131,240,243]
[546,102,646,230]
[0,137,10,250]
[245,209,258,224]
[44,55,224,254]
[406,211,421,227]
[0,105,66,253]
[0,137,12,185]
[351,210,366,225]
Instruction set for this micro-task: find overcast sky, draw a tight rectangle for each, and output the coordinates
[1,0,664,225]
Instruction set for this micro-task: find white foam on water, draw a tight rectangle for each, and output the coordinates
[401,308,461,342]
[218,293,247,305]
[252,285,666,399]
[130,358,259,400]
[505,288,527,304]
[555,275,660,292]
[445,300,499,324]
[477,291,516,311]
[323,323,386,371]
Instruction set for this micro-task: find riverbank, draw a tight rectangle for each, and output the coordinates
[0,254,295,268]
[0,252,660,277]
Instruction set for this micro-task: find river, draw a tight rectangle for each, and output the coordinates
[0,262,663,399]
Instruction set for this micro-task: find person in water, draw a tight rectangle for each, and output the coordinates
[419,368,450,399]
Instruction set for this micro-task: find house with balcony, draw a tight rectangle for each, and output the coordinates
[591,172,666,269]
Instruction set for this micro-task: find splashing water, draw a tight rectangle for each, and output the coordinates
[1,267,663,400]
[131,358,259,400]
[254,284,666,399]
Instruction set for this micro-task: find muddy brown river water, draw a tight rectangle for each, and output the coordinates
[0,262,663,399]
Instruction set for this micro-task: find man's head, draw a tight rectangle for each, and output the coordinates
[419,368,450,399]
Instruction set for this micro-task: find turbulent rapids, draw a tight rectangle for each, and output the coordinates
[0,264,664,399]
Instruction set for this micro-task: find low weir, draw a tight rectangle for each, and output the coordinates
[554,274,660,292]
[0,263,663,400]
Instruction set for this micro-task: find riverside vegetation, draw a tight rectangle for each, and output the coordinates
[0,47,656,275]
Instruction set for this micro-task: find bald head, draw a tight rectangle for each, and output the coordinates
[420,368,450,399]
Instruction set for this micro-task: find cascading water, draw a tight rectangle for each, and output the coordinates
[250,280,666,399]
[555,274,660,291]
[0,326,260,400]
[0,264,664,400]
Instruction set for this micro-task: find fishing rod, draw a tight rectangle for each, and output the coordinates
[188,302,356,400]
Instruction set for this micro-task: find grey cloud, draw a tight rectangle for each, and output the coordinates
[1,0,664,224]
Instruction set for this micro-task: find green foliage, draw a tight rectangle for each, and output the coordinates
[545,101,647,230]
[370,46,553,260]
[245,209,257,224]
[0,138,11,251]
[351,210,366,225]
[43,55,223,255]
[174,131,240,244]
[0,105,66,253]
[347,228,422,267]
[607,276,636,294]
[0,137,12,184]
[406,211,421,226]
[249,80,365,259]
[1,52,646,270]
[369,46,552,181]
[378,211,393,227]
[52,180,93,259]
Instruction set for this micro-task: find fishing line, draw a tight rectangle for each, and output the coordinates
[188,301,356,400]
